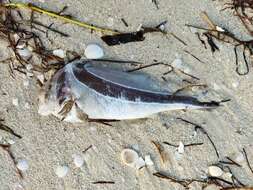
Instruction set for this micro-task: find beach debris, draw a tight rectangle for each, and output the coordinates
[53,49,66,59]
[177,142,185,154]
[72,154,84,168]
[135,157,146,169]
[7,139,16,145]
[120,148,139,168]
[242,148,253,175]
[0,144,23,178]
[82,145,93,153]
[219,156,242,167]
[0,119,22,139]
[84,44,104,59]
[55,165,69,178]
[163,141,203,148]
[12,98,19,107]
[152,0,159,9]
[208,166,223,177]
[144,155,154,166]
[38,59,220,121]
[121,18,128,27]
[151,141,169,164]
[92,181,115,184]
[3,3,118,36]
[16,159,29,171]
[17,48,32,59]
[177,118,220,158]
[186,11,253,75]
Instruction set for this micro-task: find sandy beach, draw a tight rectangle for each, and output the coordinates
[0,0,253,189]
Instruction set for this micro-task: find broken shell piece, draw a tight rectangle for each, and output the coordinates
[144,155,154,166]
[121,148,139,168]
[16,159,29,171]
[17,48,32,58]
[85,44,104,59]
[222,172,233,182]
[135,157,145,169]
[216,26,225,32]
[53,49,66,59]
[36,74,45,84]
[12,98,19,107]
[208,166,223,177]
[72,154,84,168]
[55,165,69,178]
[177,142,184,154]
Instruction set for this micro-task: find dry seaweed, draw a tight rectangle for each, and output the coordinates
[151,141,169,164]
[92,181,115,184]
[243,148,253,176]
[0,119,22,138]
[163,141,203,148]
[186,11,253,75]
[177,118,220,158]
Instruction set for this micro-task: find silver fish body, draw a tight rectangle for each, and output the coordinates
[38,60,219,122]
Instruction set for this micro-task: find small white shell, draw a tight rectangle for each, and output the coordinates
[144,155,154,166]
[121,148,139,168]
[85,44,104,59]
[17,48,32,58]
[208,166,223,177]
[16,159,29,171]
[53,49,66,59]
[12,98,19,107]
[177,141,184,154]
[216,26,225,32]
[72,154,84,168]
[135,157,145,169]
[7,139,15,145]
[55,165,69,178]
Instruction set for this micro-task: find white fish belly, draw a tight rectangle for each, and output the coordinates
[76,86,197,120]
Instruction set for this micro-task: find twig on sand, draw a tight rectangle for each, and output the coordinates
[243,148,253,176]
[177,118,220,158]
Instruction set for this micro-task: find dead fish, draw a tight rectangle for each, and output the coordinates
[38,59,219,122]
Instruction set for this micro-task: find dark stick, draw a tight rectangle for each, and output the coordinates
[243,148,253,175]
[82,145,92,154]
[184,50,205,64]
[177,118,220,158]
[163,141,203,148]
[0,120,22,139]
[121,18,128,27]
[92,181,115,184]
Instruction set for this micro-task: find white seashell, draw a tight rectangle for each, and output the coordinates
[7,139,15,145]
[135,157,145,169]
[144,155,154,166]
[17,48,32,58]
[36,74,45,84]
[216,26,225,32]
[24,102,30,109]
[55,165,69,178]
[84,44,104,59]
[16,159,29,171]
[26,64,33,71]
[177,141,184,154]
[23,80,29,88]
[121,148,139,168]
[107,17,114,27]
[12,98,19,107]
[72,154,84,168]
[222,172,233,182]
[53,49,66,59]
[208,166,223,177]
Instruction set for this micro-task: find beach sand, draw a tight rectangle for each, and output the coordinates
[0,0,253,189]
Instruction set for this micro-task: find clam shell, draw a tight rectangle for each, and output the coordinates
[121,148,139,167]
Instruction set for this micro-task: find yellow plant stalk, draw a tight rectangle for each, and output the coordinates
[3,3,119,35]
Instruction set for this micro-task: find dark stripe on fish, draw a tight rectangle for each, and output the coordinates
[72,62,218,107]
